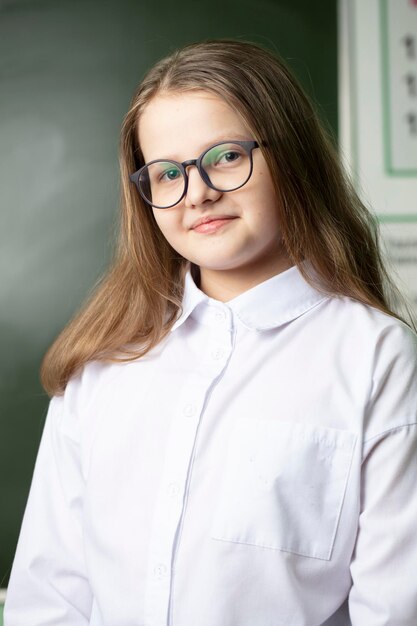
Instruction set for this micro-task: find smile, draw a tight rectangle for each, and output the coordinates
[192,217,238,234]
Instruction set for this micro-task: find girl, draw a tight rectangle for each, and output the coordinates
[4,39,417,626]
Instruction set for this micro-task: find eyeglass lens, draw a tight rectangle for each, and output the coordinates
[138,142,252,208]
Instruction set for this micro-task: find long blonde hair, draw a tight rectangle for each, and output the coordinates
[40,38,415,397]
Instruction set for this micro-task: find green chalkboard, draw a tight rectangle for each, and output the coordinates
[0,0,337,589]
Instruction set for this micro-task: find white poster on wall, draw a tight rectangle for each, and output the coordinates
[339,0,417,312]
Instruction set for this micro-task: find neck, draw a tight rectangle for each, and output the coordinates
[195,254,294,302]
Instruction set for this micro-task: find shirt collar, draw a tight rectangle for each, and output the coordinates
[170,261,328,332]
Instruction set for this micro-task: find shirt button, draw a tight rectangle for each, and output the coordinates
[214,310,226,322]
[154,563,168,579]
[211,347,225,360]
[183,403,196,417]
[167,482,180,497]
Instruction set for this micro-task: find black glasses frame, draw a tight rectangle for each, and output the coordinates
[129,139,260,209]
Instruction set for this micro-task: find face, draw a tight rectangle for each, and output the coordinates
[137,90,291,298]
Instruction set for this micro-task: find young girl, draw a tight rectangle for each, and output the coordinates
[4,39,417,626]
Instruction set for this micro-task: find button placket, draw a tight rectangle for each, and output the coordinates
[167,481,180,497]
[153,563,168,579]
[144,323,235,625]
[183,402,197,418]
[211,346,225,360]
[144,369,215,625]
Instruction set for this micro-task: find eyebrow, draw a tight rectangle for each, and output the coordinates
[204,132,252,145]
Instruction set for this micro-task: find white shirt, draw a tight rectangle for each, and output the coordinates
[5,262,417,626]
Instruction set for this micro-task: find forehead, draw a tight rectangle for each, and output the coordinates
[137,90,252,161]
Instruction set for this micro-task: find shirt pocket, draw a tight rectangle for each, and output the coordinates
[210,418,357,561]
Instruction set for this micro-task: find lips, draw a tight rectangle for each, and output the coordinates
[192,217,237,234]
[190,215,236,229]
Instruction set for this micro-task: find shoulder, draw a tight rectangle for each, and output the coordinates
[52,346,164,436]
[307,294,417,376]
[332,298,417,438]
[319,293,417,352]
[323,296,417,440]
[49,359,127,444]
[59,359,121,413]
[347,297,416,356]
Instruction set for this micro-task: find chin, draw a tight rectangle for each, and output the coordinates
[193,260,243,272]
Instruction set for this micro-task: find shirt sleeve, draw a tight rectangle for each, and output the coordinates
[4,393,93,625]
[348,322,417,626]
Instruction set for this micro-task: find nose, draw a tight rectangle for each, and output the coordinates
[183,164,222,208]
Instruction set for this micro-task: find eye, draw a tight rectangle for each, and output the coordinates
[203,144,245,169]
[160,167,181,182]
[218,150,241,164]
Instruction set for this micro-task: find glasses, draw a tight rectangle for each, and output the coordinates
[129,139,260,209]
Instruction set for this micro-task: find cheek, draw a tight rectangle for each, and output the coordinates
[153,210,172,234]
[249,164,279,208]
[249,186,280,227]
[152,211,183,245]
